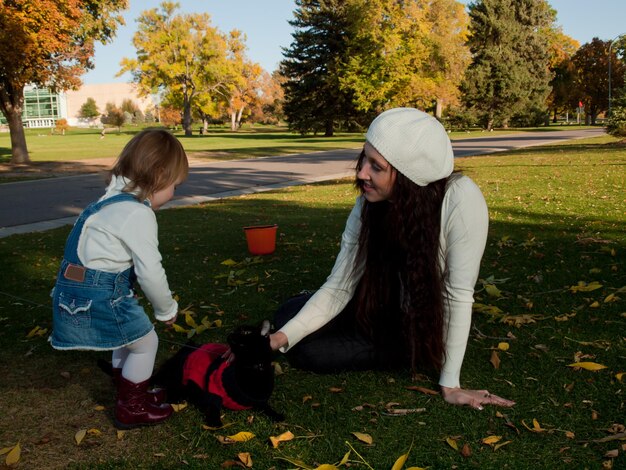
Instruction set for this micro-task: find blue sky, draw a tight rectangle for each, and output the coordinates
[82,0,626,85]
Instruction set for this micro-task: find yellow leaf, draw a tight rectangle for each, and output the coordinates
[482,435,502,446]
[75,429,87,445]
[567,362,607,371]
[269,430,294,448]
[26,325,47,338]
[616,372,624,381]
[473,303,504,315]
[391,452,409,470]
[569,281,603,292]
[565,431,575,439]
[352,432,373,445]
[314,465,339,470]
[406,468,428,470]
[490,350,501,369]
[226,432,255,442]
[5,443,20,466]
[87,428,101,435]
[238,452,253,467]
[171,323,187,333]
[497,342,510,351]
[446,437,459,450]
[604,293,618,303]
[94,405,105,411]
[493,440,512,451]
[221,259,238,266]
[0,447,14,456]
[589,301,600,308]
[485,284,503,298]
[184,312,199,329]
[171,402,188,412]
[116,430,125,440]
[521,419,545,432]
[339,450,351,465]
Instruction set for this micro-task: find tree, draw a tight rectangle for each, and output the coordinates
[119,1,228,137]
[101,103,125,131]
[545,28,579,122]
[224,31,263,131]
[461,0,555,129]
[78,97,100,120]
[0,0,127,163]
[572,38,625,125]
[607,87,626,137]
[281,0,363,136]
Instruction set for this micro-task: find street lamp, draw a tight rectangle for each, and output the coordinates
[608,34,625,118]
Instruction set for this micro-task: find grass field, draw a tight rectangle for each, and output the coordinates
[0,134,624,469]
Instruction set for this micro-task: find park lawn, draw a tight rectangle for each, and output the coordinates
[0,124,594,164]
[0,136,624,469]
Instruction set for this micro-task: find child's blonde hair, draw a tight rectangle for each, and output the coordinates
[110,129,189,201]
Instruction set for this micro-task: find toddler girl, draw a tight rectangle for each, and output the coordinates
[50,129,188,429]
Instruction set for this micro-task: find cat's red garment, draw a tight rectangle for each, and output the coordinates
[181,343,249,410]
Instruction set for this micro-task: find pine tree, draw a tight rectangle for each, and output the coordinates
[280,0,363,136]
[461,0,555,129]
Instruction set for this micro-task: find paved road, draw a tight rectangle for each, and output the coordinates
[0,127,605,237]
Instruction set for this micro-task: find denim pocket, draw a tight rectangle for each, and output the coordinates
[57,292,92,328]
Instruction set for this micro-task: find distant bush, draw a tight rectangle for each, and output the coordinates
[55,118,69,135]
[607,89,626,137]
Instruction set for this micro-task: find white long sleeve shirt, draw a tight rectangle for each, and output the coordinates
[76,175,178,322]
[278,175,488,388]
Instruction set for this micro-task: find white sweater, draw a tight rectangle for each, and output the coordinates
[76,175,178,322]
[278,175,488,388]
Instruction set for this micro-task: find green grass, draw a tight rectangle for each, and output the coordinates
[0,136,624,469]
[0,124,598,163]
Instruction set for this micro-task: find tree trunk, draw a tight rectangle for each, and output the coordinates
[230,111,237,131]
[182,98,193,137]
[324,119,334,137]
[236,107,244,128]
[0,85,30,164]
[435,98,443,119]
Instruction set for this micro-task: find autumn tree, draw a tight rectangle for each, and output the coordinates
[572,38,626,124]
[78,97,100,120]
[119,1,228,136]
[0,0,127,163]
[461,0,555,129]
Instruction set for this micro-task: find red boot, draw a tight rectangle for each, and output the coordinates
[114,376,173,429]
[112,368,167,404]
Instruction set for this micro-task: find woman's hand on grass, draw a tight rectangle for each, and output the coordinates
[269,331,288,351]
[440,386,515,410]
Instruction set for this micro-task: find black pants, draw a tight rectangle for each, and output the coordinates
[274,292,404,373]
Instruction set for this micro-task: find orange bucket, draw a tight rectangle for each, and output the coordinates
[243,224,278,255]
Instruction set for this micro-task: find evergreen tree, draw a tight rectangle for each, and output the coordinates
[461,0,555,129]
[280,0,363,136]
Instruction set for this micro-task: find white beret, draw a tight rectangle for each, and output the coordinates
[365,107,454,186]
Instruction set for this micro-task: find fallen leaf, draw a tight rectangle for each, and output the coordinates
[352,432,373,445]
[87,428,101,436]
[485,284,503,298]
[238,452,253,467]
[497,342,510,351]
[391,451,409,470]
[116,430,125,440]
[604,449,619,458]
[217,432,255,444]
[616,372,624,382]
[302,395,313,404]
[221,259,238,266]
[604,293,619,303]
[171,402,188,412]
[269,430,294,448]
[314,465,339,470]
[569,281,603,292]
[446,437,459,450]
[567,362,607,371]
[461,442,472,457]
[482,435,502,446]
[5,443,20,466]
[94,405,105,411]
[339,450,351,465]
[221,460,245,468]
[589,301,600,308]
[494,440,513,451]
[565,431,575,439]
[329,387,343,393]
[490,350,501,369]
[522,419,546,433]
[75,429,87,445]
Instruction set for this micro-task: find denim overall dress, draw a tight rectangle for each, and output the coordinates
[50,193,155,350]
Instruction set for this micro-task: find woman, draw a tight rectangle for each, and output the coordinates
[270,108,515,410]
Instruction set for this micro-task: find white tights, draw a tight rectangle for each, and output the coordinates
[111,329,159,384]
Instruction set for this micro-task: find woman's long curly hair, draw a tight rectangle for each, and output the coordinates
[353,150,449,373]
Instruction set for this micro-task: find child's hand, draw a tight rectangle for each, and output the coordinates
[164,313,178,326]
